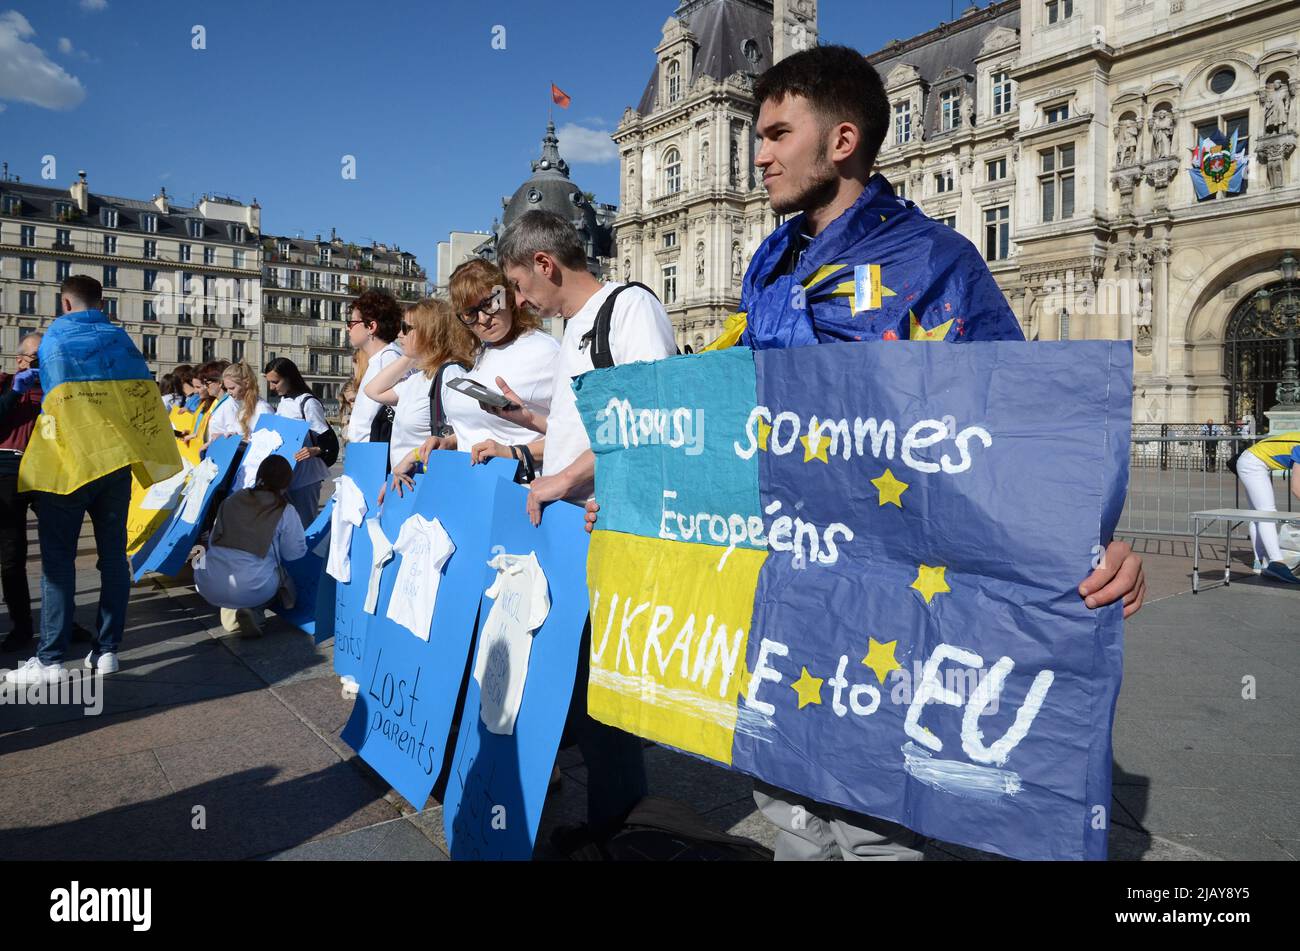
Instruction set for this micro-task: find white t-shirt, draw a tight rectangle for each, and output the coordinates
[208,397,273,440]
[385,514,455,640]
[179,458,220,525]
[363,518,394,615]
[443,330,560,458]
[276,393,332,488]
[194,504,306,609]
[325,475,367,583]
[545,283,676,499]
[236,428,283,489]
[389,371,434,471]
[347,341,404,443]
[473,552,551,736]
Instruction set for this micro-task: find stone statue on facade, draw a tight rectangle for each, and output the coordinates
[1263,78,1293,135]
[696,242,706,286]
[1148,108,1175,159]
[700,140,712,184]
[730,137,741,187]
[732,241,742,281]
[960,89,976,129]
[1115,116,1140,167]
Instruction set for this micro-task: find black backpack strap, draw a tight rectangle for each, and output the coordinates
[580,282,659,370]
[429,361,469,437]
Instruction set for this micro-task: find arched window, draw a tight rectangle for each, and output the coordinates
[664,148,682,194]
[667,60,681,103]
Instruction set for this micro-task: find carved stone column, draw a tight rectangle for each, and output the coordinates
[1111,166,1143,218]
[1152,240,1171,375]
[1144,158,1180,214]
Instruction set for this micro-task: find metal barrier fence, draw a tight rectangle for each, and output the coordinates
[1119,431,1293,538]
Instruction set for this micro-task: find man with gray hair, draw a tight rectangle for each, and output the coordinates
[0,332,43,652]
[491,209,677,853]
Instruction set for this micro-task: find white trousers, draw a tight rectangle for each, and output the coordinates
[1236,452,1283,563]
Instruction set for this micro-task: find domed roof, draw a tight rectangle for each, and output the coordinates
[501,120,600,240]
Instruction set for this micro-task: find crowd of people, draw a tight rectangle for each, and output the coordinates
[4,42,1241,861]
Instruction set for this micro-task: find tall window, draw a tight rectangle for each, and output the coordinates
[991,71,1013,115]
[103,234,117,254]
[102,298,117,319]
[20,225,34,246]
[667,60,681,103]
[143,301,157,321]
[180,243,192,263]
[663,231,677,248]
[142,334,157,360]
[1039,143,1076,223]
[232,339,244,362]
[144,239,157,259]
[984,205,1010,261]
[140,212,157,233]
[893,101,912,144]
[55,228,71,247]
[203,246,215,265]
[144,269,158,291]
[940,215,957,229]
[100,208,118,228]
[103,265,118,288]
[986,156,1007,181]
[664,148,682,194]
[56,260,71,282]
[895,180,907,200]
[941,89,961,131]
[19,291,36,315]
[1046,0,1073,24]
[935,169,954,193]
[187,219,203,238]
[178,302,191,324]
[320,247,331,266]
[309,352,320,373]
[20,258,35,280]
[233,250,245,269]
[177,337,192,362]
[202,338,215,361]
[662,264,677,304]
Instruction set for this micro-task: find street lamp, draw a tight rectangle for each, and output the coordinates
[1257,252,1300,409]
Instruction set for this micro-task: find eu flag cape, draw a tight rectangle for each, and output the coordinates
[738,174,1024,350]
[19,310,181,495]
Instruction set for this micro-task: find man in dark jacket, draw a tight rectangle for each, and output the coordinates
[0,333,43,651]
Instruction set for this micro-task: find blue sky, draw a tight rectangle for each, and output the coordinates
[1,0,983,272]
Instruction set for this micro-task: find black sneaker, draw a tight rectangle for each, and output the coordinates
[0,629,33,653]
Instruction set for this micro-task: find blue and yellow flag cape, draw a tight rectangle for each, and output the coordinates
[19,310,181,495]
[731,173,1023,350]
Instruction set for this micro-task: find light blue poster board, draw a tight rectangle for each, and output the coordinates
[272,498,333,636]
[331,443,390,682]
[443,479,591,861]
[232,415,309,490]
[131,434,242,580]
[340,451,516,809]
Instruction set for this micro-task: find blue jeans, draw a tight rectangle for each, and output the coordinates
[35,466,132,664]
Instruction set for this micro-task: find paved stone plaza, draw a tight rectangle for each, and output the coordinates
[0,521,1294,861]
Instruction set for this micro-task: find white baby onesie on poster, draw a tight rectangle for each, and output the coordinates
[363,518,394,615]
[178,458,220,525]
[473,552,551,736]
[239,428,283,489]
[325,475,367,583]
[385,515,455,640]
[140,461,192,511]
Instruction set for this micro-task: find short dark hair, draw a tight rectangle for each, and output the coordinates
[754,44,890,173]
[350,289,402,343]
[60,274,103,309]
[496,210,588,272]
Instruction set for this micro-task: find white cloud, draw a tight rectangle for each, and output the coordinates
[554,123,618,164]
[0,12,86,110]
[80,0,108,11]
[57,36,72,53]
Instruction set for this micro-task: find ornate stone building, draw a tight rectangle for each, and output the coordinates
[612,0,818,353]
[870,0,1300,424]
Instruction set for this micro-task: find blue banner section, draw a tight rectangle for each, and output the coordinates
[340,452,516,809]
[730,341,1131,861]
[234,415,309,489]
[573,347,761,551]
[443,479,590,860]
[131,435,242,581]
[331,444,390,683]
[37,309,151,390]
[272,499,333,636]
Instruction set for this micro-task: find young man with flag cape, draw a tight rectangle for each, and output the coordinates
[5,276,181,684]
[588,44,1146,860]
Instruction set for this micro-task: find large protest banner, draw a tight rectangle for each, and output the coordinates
[575,341,1131,861]
[340,453,516,808]
[443,479,590,861]
[330,444,389,683]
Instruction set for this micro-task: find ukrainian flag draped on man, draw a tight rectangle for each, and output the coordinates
[18,309,181,495]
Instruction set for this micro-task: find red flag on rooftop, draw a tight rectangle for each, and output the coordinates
[551,83,571,108]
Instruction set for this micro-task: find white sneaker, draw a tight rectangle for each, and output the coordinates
[85,651,120,674]
[1253,558,1266,575]
[4,656,66,685]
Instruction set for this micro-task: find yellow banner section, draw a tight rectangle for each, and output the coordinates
[170,406,201,467]
[126,475,171,556]
[585,530,766,765]
[19,379,181,495]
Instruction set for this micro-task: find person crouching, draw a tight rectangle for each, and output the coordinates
[194,455,306,637]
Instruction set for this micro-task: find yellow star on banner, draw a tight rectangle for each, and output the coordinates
[790,667,824,708]
[871,468,909,507]
[799,423,831,464]
[757,417,772,451]
[803,263,850,290]
[831,278,897,308]
[861,638,902,685]
[909,311,955,341]
[911,564,951,604]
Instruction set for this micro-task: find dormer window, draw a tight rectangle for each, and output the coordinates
[2,196,21,216]
[229,224,245,243]
[667,60,681,103]
[140,212,157,233]
[187,218,203,238]
[941,89,962,132]
[278,239,290,257]
[991,71,1014,116]
[893,101,913,144]
[320,247,331,266]
[101,207,119,228]
[54,201,73,220]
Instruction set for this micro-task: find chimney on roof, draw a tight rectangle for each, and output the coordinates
[245,200,260,234]
[154,185,170,214]
[71,169,89,213]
